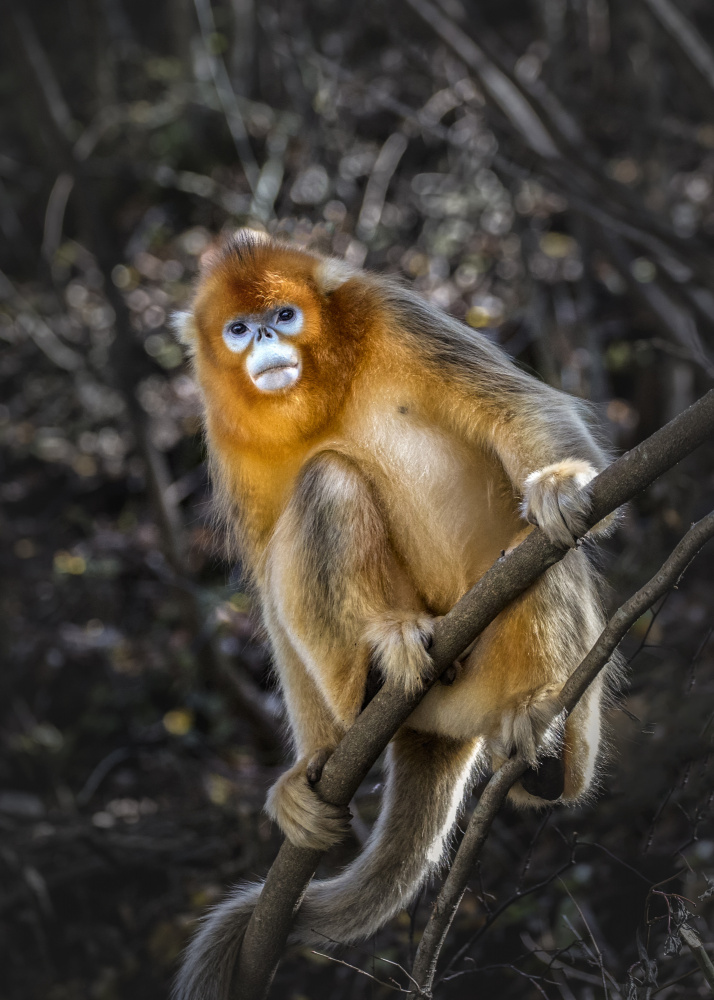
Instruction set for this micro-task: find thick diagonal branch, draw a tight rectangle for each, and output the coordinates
[235,389,714,999]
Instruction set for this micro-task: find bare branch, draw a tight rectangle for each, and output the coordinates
[399,0,714,320]
[559,511,714,714]
[356,132,408,242]
[402,0,560,159]
[11,8,75,141]
[0,269,83,372]
[249,130,289,223]
[8,6,278,756]
[679,926,714,993]
[594,227,714,377]
[641,0,714,97]
[407,508,714,996]
[408,758,528,997]
[235,390,714,998]
[41,172,74,262]
[192,0,260,194]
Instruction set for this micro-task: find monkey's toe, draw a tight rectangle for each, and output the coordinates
[519,755,565,800]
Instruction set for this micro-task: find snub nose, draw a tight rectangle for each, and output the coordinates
[256,326,274,341]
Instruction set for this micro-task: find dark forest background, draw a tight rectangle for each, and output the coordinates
[1,0,714,997]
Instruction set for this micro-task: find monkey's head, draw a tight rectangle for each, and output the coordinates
[173,231,370,451]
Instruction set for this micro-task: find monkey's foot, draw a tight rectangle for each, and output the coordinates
[494,684,564,767]
[364,612,435,696]
[265,756,351,851]
[521,460,597,547]
[491,684,567,805]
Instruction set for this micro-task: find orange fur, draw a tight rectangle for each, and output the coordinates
[172,231,618,1000]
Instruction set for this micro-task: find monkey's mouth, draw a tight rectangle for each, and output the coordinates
[251,361,301,392]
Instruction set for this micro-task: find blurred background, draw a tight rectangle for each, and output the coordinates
[1,0,714,997]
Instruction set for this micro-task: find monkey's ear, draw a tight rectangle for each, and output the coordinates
[314,257,356,294]
[170,310,197,348]
[198,242,223,274]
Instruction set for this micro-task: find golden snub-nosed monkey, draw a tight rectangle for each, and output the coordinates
[172,230,616,1000]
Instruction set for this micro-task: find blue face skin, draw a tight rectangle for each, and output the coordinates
[222,305,304,392]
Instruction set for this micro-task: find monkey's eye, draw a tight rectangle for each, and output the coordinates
[228,321,249,336]
[277,308,295,323]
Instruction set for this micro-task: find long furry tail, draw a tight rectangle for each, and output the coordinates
[173,729,478,1000]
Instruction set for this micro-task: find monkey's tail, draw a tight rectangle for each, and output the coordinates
[173,729,478,1000]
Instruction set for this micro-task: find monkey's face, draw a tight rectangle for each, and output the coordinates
[221,304,304,393]
[184,236,368,451]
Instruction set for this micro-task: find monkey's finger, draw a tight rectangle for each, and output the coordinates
[423,614,445,651]
[439,661,462,686]
[306,747,333,786]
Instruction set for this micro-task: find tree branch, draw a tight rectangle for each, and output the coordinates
[408,507,714,997]
[402,0,560,159]
[192,0,260,195]
[641,0,714,97]
[356,131,409,243]
[401,0,714,365]
[680,925,714,993]
[235,389,714,999]
[8,4,279,756]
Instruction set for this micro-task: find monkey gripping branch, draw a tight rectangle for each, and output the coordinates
[232,386,714,1000]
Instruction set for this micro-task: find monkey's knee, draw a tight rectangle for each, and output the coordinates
[265,756,351,851]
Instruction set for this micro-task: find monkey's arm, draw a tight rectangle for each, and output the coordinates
[262,450,433,849]
[483,390,611,546]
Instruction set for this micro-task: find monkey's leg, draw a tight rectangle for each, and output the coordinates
[262,614,353,851]
[521,674,605,803]
[489,550,608,805]
[412,548,608,806]
[263,450,434,850]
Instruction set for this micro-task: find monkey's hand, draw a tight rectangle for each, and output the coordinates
[364,612,435,695]
[521,459,598,547]
[265,753,351,851]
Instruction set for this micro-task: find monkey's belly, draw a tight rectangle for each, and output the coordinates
[351,414,523,613]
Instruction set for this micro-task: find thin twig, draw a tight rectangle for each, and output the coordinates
[641,0,714,96]
[679,926,714,993]
[10,8,75,140]
[403,0,559,159]
[311,952,408,992]
[356,132,408,242]
[9,5,279,755]
[192,0,259,194]
[0,269,83,372]
[559,881,613,999]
